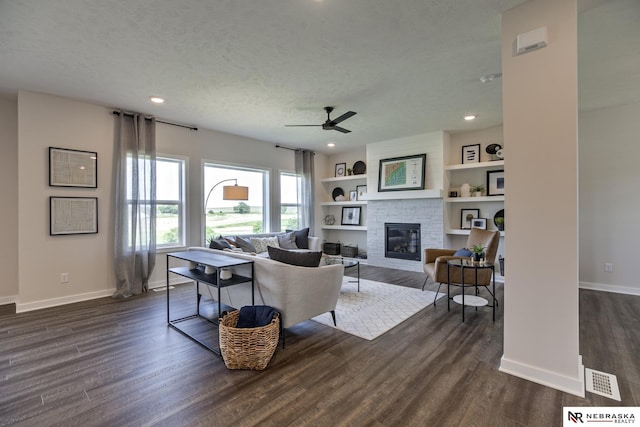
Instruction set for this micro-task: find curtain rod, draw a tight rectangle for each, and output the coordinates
[275,144,314,154]
[112,111,198,131]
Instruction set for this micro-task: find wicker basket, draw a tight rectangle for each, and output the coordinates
[341,245,358,258]
[219,310,280,370]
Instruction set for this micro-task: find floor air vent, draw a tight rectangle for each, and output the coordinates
[585,368,621,401]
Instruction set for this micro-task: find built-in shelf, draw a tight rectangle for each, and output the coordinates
[321,175,367,184]
[446,229,505,237]
[320,201,367,206]
[321,225,367,231]
[445,196,505,203]
[445,160,504,171]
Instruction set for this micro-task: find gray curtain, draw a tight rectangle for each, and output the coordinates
[295,149,315,233]
[112,111,157,298]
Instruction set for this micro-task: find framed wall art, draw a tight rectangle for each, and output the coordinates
[335,163,346,177]
[461,208,480,229]
[349,190,357,201]
[356,185,367,200]
[487,170,505,196]
[341,207,361,226]
[471,218,487,230]
[50,196,98,235]
[378,154,426,192]
[49,147,97,188]
[462,144,480,164]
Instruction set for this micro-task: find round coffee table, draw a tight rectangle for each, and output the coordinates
[447,259,496,322]
[325,256,360,292]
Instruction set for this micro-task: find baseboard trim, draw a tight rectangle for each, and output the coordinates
[579,281,640,296]
[16,289,116,313]
[149,277,192,290]
[499,355,585,398]
[0,295,18,306]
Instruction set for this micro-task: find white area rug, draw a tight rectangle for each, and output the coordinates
[312,277,445,340]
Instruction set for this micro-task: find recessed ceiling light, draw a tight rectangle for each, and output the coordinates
[327,142,335,147]
[149,96,165,104]
[464,115,477,121]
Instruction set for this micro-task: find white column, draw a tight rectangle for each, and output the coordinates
[500,0,583,396]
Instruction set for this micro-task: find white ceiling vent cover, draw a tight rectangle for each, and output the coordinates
[585,368,621,401]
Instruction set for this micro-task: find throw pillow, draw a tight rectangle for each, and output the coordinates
[453,248,473,257]
[277,231,298,249]
[267,246,322,267]
[222,236,238,247]
[209,238,232,250]
[287,227,309,249]
[250,236,280,254]
[234,236,257,253]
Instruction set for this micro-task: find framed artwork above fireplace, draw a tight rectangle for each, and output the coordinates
[378,154,426,192]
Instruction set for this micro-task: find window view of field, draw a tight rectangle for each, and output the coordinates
[154,164,300,246]
[204,165,269,242]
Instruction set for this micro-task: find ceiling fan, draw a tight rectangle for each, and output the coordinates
[285,106,357,133]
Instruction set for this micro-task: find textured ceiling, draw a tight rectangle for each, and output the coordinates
[1,0,638,153]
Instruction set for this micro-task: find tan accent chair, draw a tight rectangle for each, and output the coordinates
[422,228,500,305]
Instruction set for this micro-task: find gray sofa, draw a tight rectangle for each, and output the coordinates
[188,246,344,329]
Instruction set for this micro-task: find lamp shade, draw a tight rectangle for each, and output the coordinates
[223,185,249,201]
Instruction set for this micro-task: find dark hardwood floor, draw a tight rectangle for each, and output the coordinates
[1,265,638,426]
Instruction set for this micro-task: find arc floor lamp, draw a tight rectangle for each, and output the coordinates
[204,179,249,241]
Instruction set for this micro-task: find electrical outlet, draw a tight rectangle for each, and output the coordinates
[60,273,69,283]
[604,263,613,273]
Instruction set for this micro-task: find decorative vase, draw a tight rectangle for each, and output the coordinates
[220,268,232,280]
[460,183,471,198]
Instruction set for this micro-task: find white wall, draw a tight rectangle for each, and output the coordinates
[0,96,19,304]
[500,0,583,396]
[579,102,640,295]
[14,90,316,310]
[18,91,116,310]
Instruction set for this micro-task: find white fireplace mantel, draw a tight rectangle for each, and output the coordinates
[364,189,443,201]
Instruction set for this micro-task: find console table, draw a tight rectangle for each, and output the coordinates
[166,251,254,354]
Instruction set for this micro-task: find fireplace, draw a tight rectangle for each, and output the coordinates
[385,223,421,261]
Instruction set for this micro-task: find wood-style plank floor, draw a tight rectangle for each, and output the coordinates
[1,265,638,426]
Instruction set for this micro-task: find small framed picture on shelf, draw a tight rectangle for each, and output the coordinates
[335,163,347,177]
[470,218,487,230]
[461,208,480,229]
[462,144,480,164]
[486,170,505,196]
[356,185,367,200]
[341,207,361,225]
[349,190,357,201]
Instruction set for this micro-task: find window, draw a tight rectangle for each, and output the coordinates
[280,172,300,231]
[204,163,268,240]
[156,156,186,248]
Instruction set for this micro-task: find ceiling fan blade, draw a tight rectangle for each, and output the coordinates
[332,125,351,133]
[284,124,322,127]
[331,111,356,124]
